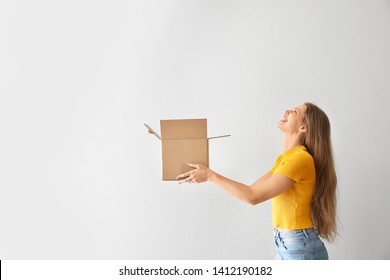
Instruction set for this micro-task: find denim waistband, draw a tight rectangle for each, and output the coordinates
[274,228,318,239]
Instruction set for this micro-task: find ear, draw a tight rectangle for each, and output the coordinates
[299,125,307,133]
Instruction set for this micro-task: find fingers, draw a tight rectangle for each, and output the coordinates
[178,175,195,184]
[176,163,204,184]
[176,171,192,180]
[176,163,200,179]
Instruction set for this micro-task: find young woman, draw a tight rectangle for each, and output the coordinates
[176,102,338,260]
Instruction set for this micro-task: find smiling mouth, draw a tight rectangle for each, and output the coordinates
[280,116,287,123]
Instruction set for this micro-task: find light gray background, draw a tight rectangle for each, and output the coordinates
[1,0,389,259]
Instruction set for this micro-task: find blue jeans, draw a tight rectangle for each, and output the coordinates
[274,228,329,260]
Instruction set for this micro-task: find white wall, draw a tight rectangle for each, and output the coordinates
[1,0,389,259]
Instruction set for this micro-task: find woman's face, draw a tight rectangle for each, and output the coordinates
[277,104,308,134]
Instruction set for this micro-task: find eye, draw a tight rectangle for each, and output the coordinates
[294,109,298,114]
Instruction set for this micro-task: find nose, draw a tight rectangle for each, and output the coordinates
[284,110,290,115]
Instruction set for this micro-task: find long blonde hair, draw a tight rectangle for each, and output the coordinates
[302,102,338,242]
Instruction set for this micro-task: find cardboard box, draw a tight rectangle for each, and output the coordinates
[145,119,230,180]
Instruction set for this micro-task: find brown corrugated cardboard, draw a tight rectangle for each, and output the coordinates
[145,119,230,181]
[161,119,207,139]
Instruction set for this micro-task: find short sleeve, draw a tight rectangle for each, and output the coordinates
[269,155,283,174]
[273,154,310,183]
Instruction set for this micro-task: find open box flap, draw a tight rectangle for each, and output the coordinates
[208,134,231,140]
[144,124,161,140]
[145,122,231,140]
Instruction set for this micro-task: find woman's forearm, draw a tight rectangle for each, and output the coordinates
[208,170,255,205]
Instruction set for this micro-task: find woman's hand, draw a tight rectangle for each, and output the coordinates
[176,163,212,184]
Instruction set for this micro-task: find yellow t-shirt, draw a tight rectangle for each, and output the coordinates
[270,145,316,230]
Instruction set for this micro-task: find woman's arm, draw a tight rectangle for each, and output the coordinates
[176,163,295,205]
